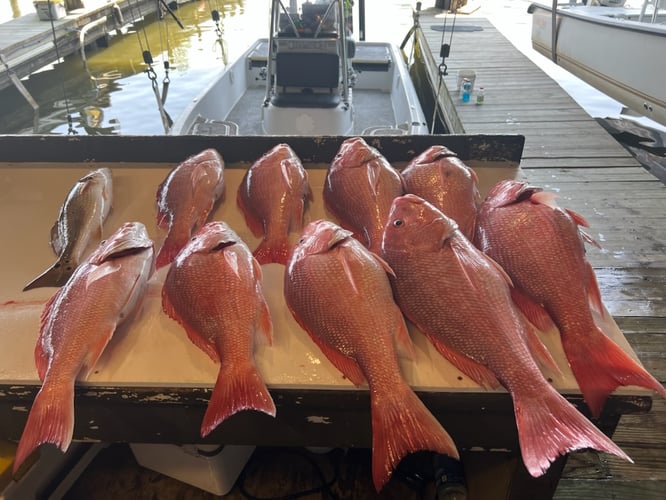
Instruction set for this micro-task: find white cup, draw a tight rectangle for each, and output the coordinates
[457,69,476,92]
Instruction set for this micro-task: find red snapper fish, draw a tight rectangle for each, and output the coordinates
[284,219,458,492]
[475,180,666,417]
[162,221,275,437]
[381,194,631,478]
[155,148,225,269]
[24,167,113,291]
[237,143,312,265]
[401,145,481,240]
[323,137,405,254]
[14,222,155,474]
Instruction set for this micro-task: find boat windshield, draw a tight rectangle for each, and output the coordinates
[275,0,347,38]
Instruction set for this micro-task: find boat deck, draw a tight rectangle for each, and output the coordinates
[3,2,665,499]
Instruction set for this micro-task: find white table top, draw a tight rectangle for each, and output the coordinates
[0,160,642,395]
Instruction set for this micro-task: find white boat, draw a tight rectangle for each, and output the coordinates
[170,0,428,136]
[528,1,666,126]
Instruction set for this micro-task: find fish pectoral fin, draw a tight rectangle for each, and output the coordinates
[584,261,605,318]
[520,316,563,379]
[80,326,115,380]
[425,332,500,389]
[254,298,274,347]
[308,331,366,386]
[510,287,557,334]
[394,313,415,361]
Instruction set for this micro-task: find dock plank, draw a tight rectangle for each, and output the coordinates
[417,2,666,498]
[0,0,156,91]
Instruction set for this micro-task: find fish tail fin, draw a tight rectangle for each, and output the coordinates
[23,259,72,291]
[564,326,666,418]
[13,382,74,474]
[200,362,276,437]
[253,238,291,266]
[370,382,458,492]
[514,386,632,477]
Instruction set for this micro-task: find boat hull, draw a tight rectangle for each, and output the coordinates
[529,3,666,126]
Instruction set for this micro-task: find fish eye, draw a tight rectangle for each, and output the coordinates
[298,237,305,244]
[393,220,403,227]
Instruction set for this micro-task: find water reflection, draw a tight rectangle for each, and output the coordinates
[0,0,258,135]
[0,0,414,135]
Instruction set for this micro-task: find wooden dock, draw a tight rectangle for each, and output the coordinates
[1,2,664,499]
[0,0,156,92]
[415,2,666,499]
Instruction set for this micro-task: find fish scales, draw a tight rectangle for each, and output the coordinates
[323,137,405,254]
[14,222,154,474]
[475,180,666,417]
[381,194,631,478]
[23,167,113,291]
[401,145,481,240]
[162,221,275,437]
[155,148,225,269]
[284,219,458,492]
[237,143,312,265]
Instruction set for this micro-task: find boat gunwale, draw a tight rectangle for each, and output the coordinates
[527,2,666,37]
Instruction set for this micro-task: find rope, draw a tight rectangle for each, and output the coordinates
[430,6,457,133]
[46,0,77,134]
[209,0,228,64]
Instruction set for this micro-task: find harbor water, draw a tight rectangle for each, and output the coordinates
[0,0,415,135]
[1,0,664,135]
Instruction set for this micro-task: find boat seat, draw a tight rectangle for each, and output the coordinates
[272,52,341,108]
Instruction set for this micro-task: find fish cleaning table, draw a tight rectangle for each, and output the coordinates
[0,135,653,498]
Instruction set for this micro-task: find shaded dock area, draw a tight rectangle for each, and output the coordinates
[0,0,156,92]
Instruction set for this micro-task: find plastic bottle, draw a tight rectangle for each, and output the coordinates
[461,79,471,103]
[476,86,485,105]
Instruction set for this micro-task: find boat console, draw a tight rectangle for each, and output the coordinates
[262,0,354,135]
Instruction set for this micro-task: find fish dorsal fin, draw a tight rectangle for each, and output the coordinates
[530,190,559,209]
[565,208,590,228]
[579,228,602,249]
